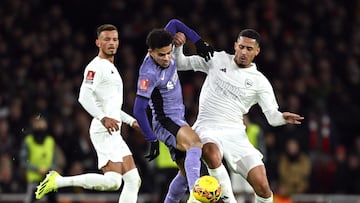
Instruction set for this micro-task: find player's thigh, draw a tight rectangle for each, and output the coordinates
[202,143,222,169]
[176,125,202,151]
[228,152,265,180]
[246,165,271,194]
[102,155,137,174]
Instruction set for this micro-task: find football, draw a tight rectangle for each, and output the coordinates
[192,175,222,203]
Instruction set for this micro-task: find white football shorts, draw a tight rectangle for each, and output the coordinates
[90,130,132,169]
[194,125,263,178]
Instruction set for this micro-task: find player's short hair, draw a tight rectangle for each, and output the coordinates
[238,29,261,47]
[146,29,173,50]
[96,24,118,38]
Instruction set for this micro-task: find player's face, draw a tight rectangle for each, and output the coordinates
[149,44,173,68]
[96,30,119,57]
[233,36,260,68]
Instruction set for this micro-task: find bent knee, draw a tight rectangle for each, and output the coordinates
[253,181,272,197]
[104,171,123,191]
[123,168,141,189]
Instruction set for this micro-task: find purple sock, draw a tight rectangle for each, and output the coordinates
[184,147,202,190]
[165,171,188,203]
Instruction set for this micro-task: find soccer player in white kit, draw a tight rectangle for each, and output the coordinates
[35,24,141,203]
[173,29,304,203]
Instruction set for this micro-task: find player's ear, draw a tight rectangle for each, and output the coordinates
[148,48,153,56]
[95,39,100,48]
[255,47,260,56]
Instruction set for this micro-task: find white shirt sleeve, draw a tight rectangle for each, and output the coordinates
[174,45,209,73]
[264,109,286,126]
[120,111,136,126]
[78,85,105,121]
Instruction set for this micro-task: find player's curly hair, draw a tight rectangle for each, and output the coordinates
[146,29,173,50]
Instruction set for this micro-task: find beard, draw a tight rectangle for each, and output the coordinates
[104,50,116,57]
[234,57,247,68]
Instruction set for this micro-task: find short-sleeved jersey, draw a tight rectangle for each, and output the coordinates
[175,47,279,128]
[80,56,124,131]
[136,54,185,123]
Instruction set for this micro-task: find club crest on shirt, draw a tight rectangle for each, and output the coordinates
[140,79,149,91]
[245,79,253,88]
[166,81,174,89]
[85,70,95,84]
[166,72,178,90]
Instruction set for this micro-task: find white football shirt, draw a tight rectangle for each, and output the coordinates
[174,46,281,128]
[78,56,135,132]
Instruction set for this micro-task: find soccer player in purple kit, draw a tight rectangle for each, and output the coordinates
[133,19,213,203]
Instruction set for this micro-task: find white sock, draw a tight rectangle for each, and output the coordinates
[255,193,273,203]
[208,164,237,203]
[119,168,141,203]
[236,195,246,203]
[56,172,122,191]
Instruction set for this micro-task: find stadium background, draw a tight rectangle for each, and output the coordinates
[0,0,359,202]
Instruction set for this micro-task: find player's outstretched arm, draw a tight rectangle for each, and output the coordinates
[165,19,213,61]
[165,19,201,43]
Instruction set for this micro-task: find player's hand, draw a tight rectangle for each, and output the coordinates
[195,39,214,62]
[145,140,160,161]
[173,32,186,47]
[283,112,304,124]
[100,117,120,134]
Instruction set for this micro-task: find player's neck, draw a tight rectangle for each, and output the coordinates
[98,54,114,63]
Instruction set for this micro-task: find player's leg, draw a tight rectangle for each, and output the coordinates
[156,122,202,202]
[101,134,140,203]
[164,170,188,203]
[51,155,140,203]
[36,131,140,202]
[228,152,272,203]
[35,162,123,200]
[246,165,273,203]
[195,126,237,203]
[202,142,237,203]
[176,125,202,191]
[230,170,255,203]
[109,156,141,203]
[157,129,189,202]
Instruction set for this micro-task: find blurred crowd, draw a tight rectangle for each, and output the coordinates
[0,0,360,201]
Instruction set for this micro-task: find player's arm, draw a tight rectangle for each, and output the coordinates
[78,86,105,120]
[133,96,156,142]
[120,110,137,127]
[264,110,304,126]
[259,77,304,126]
[79,85,120,134]
[174,45,209,73]
[133,96,159,161]
[78,69,119,134]
[165,19,213,61]
[165,19,201,43]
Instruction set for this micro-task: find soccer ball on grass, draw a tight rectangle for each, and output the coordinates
[192,175,222,203]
